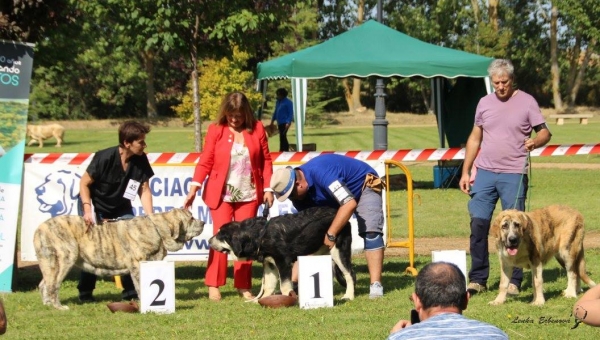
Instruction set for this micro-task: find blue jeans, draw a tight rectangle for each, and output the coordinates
[76,197,137,299]
[468,168,527,287]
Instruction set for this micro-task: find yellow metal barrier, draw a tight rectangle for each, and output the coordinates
[114,275,123,289]
[384,160,418,276]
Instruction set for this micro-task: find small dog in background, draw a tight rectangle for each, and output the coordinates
[265,124,279,138]
[27,123,65,148]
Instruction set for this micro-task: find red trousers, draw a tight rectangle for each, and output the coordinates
[205,200,258,289]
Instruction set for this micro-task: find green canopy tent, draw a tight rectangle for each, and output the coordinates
[257,20,494,150]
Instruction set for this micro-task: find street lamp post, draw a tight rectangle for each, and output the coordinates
[373,0,388,150]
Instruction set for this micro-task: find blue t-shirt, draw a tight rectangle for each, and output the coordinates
[387,313,508,340]
[272,97,294,124]
[293,154,376,211]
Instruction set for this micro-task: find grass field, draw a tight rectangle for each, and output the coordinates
[4,113,599,339]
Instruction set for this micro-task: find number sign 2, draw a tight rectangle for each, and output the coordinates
[140,261,175,314]
[298,255,334,309]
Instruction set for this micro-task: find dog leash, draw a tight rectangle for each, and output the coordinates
[512,153,532,211]
[255,202,271,259]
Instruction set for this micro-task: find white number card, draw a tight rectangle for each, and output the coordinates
[140,261,175,314]
[298,255,334,309]
[123,179,140,200]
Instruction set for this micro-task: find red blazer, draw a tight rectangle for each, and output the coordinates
[192,121,273,209]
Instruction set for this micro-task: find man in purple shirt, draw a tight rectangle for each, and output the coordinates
[459,59,552,296]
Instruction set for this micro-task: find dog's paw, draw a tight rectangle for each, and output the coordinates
[530,300,545,306]
[341,294,355,301]
[489,299,505,306]
[561,290,577,298]
[54,305,69,311]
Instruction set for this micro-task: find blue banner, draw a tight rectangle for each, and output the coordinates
[0,40,35,292]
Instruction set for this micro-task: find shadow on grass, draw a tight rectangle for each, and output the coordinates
[352,258,425,296]
[14,264,43,292]
[487,266,583,303]
[15,257,426,301]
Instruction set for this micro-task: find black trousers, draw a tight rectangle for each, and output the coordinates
[278,123,289,152]
[76,197,137,298]
[469,217,523,286]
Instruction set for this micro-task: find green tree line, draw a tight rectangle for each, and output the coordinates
[1,0,598,122]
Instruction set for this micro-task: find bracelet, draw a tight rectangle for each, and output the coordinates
[82,202,91,206]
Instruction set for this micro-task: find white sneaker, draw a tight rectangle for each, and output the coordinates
[369,281,383,299]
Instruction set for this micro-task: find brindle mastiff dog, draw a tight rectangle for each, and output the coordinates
[490,205,596,306]
[34,208,204,310]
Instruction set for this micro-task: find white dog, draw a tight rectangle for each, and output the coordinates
[27,123,65,148]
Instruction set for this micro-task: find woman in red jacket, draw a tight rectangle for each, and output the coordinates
[183,92,274,301]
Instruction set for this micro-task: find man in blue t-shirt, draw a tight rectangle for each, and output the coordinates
[270,88,294,152]
[271,154,386,298]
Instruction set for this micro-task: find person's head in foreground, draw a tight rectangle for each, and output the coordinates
[413,262,468,319]
[388,262,508,340]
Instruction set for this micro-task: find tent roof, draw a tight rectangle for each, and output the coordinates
[257,20,493,80]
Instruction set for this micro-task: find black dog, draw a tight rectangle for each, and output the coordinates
[209,206,355,300]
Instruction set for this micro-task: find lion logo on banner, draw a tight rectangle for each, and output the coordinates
[35,170,81,217]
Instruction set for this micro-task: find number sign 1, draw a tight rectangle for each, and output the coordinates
[298,255,334,309]
[140,261,176,314]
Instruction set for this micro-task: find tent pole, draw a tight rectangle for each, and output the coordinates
[257,80,268,120]
[434,77,445,148]
[291,78,306,151]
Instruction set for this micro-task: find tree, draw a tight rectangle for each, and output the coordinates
[174,47,262,125]
[167,1,296,151]
[0,0,74,41]
[549,3,563,110]
[74,1,181,118]
[556,0,600,108]
[319,0,377,113]
[342,0,366,113]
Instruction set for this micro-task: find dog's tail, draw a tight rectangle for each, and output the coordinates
[577,251,597,287]
[334,264,347,287]
[333,263,356,288]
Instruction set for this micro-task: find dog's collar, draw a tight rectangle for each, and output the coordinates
[255,218,270,258]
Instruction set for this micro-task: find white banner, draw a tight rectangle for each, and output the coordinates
[20,156,386,262]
